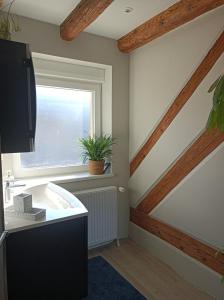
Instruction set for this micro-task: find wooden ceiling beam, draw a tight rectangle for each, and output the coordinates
[137,129,224,214]
[60,0,113,41]
[130,208,224,275]
[118,0,224,53]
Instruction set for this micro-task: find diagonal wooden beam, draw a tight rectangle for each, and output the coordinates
[117,0,224,53]
[130,208,224,275]
[130,30,224,176]
[60,0,113,41]
[137,129,224,214]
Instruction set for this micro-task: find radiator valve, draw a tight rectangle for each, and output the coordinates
[118,186,126,193]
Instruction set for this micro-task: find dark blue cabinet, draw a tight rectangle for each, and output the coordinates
[6,217,88,300]
[0,39,36,153]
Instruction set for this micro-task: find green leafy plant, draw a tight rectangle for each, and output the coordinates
[206,74,224,131]
[0,0,20,40]
[79,135,114,163]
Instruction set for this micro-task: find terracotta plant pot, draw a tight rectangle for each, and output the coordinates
[88,160,104,175]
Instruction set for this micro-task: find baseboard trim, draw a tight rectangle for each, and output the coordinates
[129,222,224,300]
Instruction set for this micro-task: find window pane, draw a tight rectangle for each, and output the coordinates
[21,85,92,168]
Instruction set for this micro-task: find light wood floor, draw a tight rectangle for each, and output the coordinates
[89,239,213,300]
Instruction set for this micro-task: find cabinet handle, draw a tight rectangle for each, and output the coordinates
[24,57,36,150]
[30,58,36,139]
[24,45,37,135]
[26,64,33,132]
[0,231,8,248]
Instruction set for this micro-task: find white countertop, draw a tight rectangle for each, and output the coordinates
[4,182,88,234]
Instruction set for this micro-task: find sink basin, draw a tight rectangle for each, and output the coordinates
[4,181,88,233]
[25,183,74,210]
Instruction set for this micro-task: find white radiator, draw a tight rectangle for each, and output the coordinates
[73,186,118,248]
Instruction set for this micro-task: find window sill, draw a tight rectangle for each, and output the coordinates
[14,172,115,186]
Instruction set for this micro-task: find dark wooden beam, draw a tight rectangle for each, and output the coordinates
[130,31,224,176]
[130,208,224,275]
[137,129,224,214]
[60,0,113,41]
[118,0,224,53]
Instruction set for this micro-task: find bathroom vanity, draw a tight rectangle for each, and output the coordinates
[4,182,88,300]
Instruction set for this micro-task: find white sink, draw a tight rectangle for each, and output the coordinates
[4,182,88,233]
[25,183,74,210]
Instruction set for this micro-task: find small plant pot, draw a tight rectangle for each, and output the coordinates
[88,160,104,175]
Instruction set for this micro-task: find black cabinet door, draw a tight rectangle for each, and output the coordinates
[0,39,36,153]
[6,217,88,300]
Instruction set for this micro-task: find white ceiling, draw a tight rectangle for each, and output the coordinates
[5,0,177,39]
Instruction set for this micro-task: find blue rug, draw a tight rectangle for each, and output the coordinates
[84,256,146,299]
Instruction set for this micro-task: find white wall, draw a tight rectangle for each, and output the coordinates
[9,16,130,239]
[152,143,224,249]
[129,7,224,299]
[129,7,224,208]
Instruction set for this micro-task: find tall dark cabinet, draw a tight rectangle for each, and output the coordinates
[0,39,36,153]
[0,39,36,300]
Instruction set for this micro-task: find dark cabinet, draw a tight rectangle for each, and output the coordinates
[6,217,88,300]
[0,39,36,153]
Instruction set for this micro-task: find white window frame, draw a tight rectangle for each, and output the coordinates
[1,52,112,180]
[12,76,102,178]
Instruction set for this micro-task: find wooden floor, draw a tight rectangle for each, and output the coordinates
[89,239,213,300]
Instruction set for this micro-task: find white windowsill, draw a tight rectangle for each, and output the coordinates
[14,172,115,186]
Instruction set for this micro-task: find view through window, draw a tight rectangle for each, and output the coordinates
[20,85,93,169]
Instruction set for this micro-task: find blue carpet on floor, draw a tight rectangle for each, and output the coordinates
[84,256,146,299]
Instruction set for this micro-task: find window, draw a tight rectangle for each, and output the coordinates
[2,53,112,180]
[13,76,101,178]
[22,86,92,168]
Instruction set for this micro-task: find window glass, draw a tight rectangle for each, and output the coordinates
[20,85,92,169]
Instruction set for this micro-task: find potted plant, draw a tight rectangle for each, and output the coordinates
[79,135,114,175]
[0,0,20,40]
[206,74,224,131]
